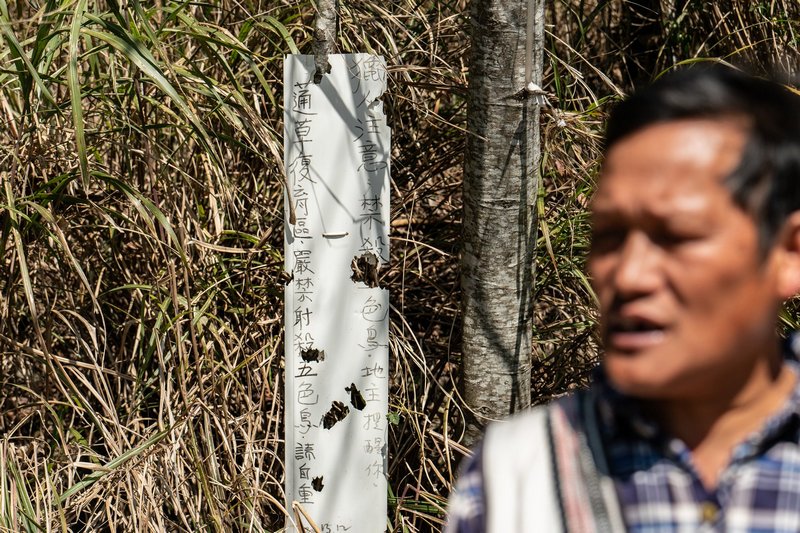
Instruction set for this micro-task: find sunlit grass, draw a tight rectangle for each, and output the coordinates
[0,0,798,530]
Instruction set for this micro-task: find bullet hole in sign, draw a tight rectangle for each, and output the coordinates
[322,401,349,429]
[345,383,367,410]
[301,348,325,363]
[313,61,330,85]
[350,252,381,288]
[312,476,324,492]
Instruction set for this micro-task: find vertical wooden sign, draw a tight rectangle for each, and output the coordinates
[284,54,390,533]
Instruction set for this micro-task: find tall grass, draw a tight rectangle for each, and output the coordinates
[2,1,304,529]
[0,0,798,530]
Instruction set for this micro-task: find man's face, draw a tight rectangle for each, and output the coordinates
[589,119,783,400]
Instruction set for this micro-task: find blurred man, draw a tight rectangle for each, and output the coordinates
[446,66,800,531]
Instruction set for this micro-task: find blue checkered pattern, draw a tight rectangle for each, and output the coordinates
[446,360,800,532]
[445,445,486,533]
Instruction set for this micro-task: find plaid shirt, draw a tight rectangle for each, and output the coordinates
[447,358,800,532]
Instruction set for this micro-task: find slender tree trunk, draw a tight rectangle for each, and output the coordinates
[461,0,545,446]
[312,0,337,82]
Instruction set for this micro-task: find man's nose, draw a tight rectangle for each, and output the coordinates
[612,232,662,297]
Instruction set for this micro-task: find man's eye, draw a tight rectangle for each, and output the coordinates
[592,229,626,249]
[652,231,692,246]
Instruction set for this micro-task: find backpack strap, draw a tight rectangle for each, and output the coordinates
[482,407,566,533]
[575,391,627,532]
[482,395,627,532]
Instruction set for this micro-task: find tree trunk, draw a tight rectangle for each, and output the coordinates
[461,0,544,446]
[312,0,337,82]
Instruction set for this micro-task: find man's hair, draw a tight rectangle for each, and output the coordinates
[605,65,800,249]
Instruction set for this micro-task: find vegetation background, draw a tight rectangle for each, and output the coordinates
[0,0,798,530]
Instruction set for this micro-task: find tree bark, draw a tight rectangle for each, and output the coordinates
[461,0,544,446]
[312,0,337,82]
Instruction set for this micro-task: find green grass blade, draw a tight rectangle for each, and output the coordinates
[82,15,222,169]
[0,5,58,109]
[58,425,172,504]
[260,16,300,54]
[69,0,90,188]
[93,171,186,263]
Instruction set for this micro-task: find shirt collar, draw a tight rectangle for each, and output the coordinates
[593,339,800,454]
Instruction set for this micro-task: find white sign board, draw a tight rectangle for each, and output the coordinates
[284,54,390,533]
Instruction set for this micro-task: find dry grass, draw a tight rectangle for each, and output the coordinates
[0,0,798,531]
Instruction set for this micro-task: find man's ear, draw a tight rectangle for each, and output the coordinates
[776,211,800,299]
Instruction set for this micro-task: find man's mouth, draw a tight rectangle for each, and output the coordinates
[606,316,667,351]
